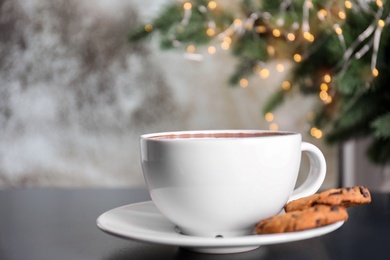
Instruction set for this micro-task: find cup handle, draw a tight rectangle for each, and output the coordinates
[289,142,327,202]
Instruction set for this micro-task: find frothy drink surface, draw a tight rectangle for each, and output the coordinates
[149,132,293,139]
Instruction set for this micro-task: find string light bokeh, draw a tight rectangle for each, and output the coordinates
[141,0,389,138]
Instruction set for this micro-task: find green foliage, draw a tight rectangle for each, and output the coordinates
[325,93,377,144]
[372,113,390,138]
[334,62,369,96]
[231,31,269,60]
[367,138,390,164]
[228,58,257,85]
[128,2,182,43]
[128,0,390,165]
[262,88,286,115]
[325,82,390,166]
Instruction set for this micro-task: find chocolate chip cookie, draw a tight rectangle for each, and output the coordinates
[285,186,371,212]
[256,205,348,234]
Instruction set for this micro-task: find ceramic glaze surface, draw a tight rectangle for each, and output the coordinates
[140,130,326,237]
[97,201,343,254]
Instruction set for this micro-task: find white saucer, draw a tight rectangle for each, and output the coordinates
[96,201,344,254]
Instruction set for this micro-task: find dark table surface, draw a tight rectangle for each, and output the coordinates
[0,187,389,260]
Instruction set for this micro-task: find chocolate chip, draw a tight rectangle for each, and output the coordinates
[346,187,352,192]
[359,186,370,198]
[330,206,339,211]
[259,222,266,229]
[329,191,342,196]
[316,219,321,226]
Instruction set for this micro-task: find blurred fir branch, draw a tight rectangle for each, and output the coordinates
[372,113,390,138]
[262,88,287,115]
[128,0,390,165]
[128,2,182,43]
[228,58,257,85]
[368,138,390,164]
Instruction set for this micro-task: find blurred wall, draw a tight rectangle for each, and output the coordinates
[343,138,390,192]
[0,0,337,188]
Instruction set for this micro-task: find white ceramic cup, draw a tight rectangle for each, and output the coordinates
[140,130,326,238]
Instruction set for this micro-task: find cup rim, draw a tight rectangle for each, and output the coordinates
[140,129,300,141]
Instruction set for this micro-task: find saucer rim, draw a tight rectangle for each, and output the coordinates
[96,201,344,248]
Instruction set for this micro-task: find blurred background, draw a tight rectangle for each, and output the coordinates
[0,0,343,188]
